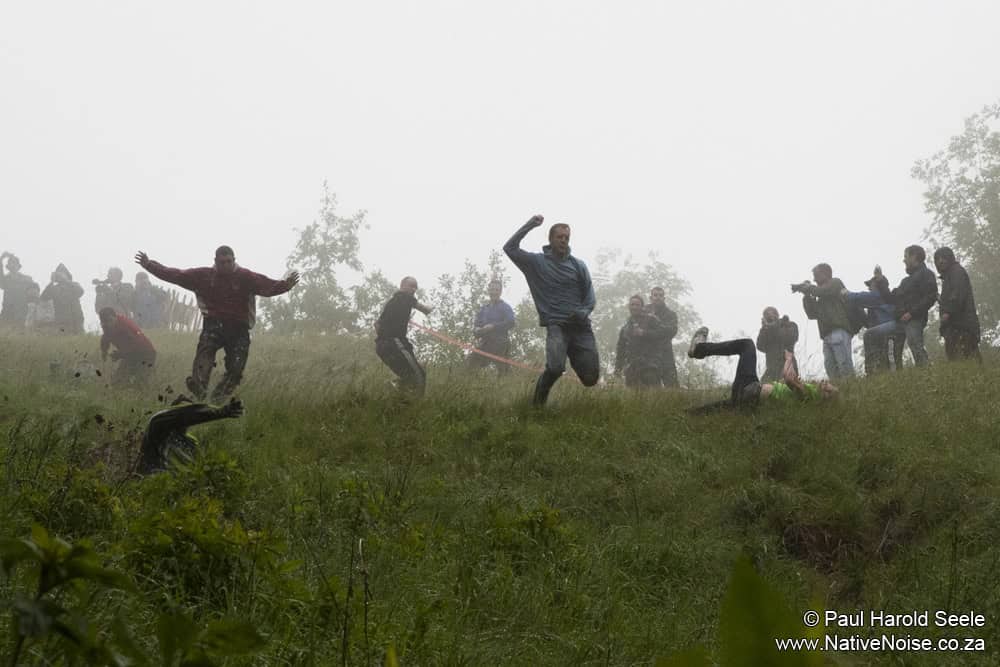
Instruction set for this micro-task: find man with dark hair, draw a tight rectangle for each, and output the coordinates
[686,327,838,414]
[94,267,135,317]
[133,271,168,329]
[793,263,855,379]
[99,307,157,386]
[134,246,300,401]
[138,397,244,475]
[375,276,433,396]
[756,306,799,382]
[0,252,36,330]
[504,214,599,405]
[41,264,85,335]
[646,286,679,387]
[934,247,981,362]
[615,294,667,388]
[468,278,516,375]
[871,245,938,367]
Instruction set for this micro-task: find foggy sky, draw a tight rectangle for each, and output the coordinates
[2,1,999,375]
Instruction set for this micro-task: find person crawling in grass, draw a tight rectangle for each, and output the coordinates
[137,396,244,475]
[686,327,837,414]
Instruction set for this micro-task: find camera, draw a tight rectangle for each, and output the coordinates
[790,281,812,294]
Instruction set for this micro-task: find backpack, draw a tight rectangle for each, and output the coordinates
[845,298,868,336]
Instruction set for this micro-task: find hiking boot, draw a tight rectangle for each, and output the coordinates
[687,327,709,358]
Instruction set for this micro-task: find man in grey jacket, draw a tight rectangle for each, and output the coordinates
[504,214,599,405]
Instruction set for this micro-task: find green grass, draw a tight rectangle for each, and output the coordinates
[2,331,1000,665]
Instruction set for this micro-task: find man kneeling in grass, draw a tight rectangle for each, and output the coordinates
[686,327,837,414]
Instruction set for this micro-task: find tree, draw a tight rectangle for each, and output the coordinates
[912,102,1000,339]
[411,251,512,365]
[260,183,366,334]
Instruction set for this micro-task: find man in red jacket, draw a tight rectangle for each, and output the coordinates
[99,307,157,386]
[134,245,300,400]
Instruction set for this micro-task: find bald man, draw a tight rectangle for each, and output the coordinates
[375,276,434,396]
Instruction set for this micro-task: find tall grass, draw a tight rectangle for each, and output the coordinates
[1,331,999,665]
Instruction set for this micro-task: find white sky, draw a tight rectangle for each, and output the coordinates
[2,1,999,371]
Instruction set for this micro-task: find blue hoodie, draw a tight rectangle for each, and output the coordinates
[504,221,596,326]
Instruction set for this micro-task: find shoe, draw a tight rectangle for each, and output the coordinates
[687,327,709,358]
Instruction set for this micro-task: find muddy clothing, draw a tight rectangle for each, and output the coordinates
[41,266,84,334]
[139,403,231,475]
[875,263,938,323]
[534,322,600,405]
[615,313,668,387]
[376,291,425,395]
[133,284,169,329]
[801,279,850,338]
[144,261,293,327]
[101,313,156,386]
[503,221,596,326]
[756,317,799,382]
[188,318,250,401]
[938,262,980,343]
[646,303,679,387]
[0,270,36,328]
[94,281,135,318]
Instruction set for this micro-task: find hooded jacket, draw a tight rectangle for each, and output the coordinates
[504,221,596,327]
[938,262,980,340]
[41,264,85,333]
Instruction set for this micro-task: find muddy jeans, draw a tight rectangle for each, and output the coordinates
[533,322,600,406]
[188,318,250,401]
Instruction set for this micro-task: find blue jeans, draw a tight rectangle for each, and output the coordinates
[822,328,855,379]
[864,319,928,367]
[533,322,600,405]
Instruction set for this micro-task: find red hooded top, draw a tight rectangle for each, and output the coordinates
[101,314,156,361]
[144,261,293,327]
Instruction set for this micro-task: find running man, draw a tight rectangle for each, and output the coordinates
[135,246,299,401]
[504,214,599,405]
[375,276,433,396]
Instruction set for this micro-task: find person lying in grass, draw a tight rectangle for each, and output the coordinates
[138,396,244,475]
[686,328,837,414]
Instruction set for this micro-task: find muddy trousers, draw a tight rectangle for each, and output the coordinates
[188,318,250,401]
[533,322,600,406]
[376,337,426,396]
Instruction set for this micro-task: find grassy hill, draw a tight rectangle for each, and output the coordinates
[1,331,999,665]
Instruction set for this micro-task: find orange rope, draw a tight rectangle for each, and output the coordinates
[408,320,543,372]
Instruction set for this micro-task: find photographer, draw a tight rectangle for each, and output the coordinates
[615,294,668,388]
[0,252,36,330]
[40,263,85,335]
[792,263,855,379]
[93,267,135,318]
[756,307,798,382]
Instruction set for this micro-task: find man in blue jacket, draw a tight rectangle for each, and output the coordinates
[468,278,517,375]
[504,214,599,405]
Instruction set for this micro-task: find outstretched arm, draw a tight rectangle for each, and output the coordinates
[149,399,245,434]
[136,251,202,291]
[414,301,434,316]
[781,350,809,397]
[503,215,543,267]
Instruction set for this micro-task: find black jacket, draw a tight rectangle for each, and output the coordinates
[756,317,799,382]
[876,263,938,322]
[938,262,980,340]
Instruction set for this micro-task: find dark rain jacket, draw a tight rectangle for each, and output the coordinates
[615,313,668,380]
[756,317,799,382]
[938,262,980,341]
[875,263,938,323]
